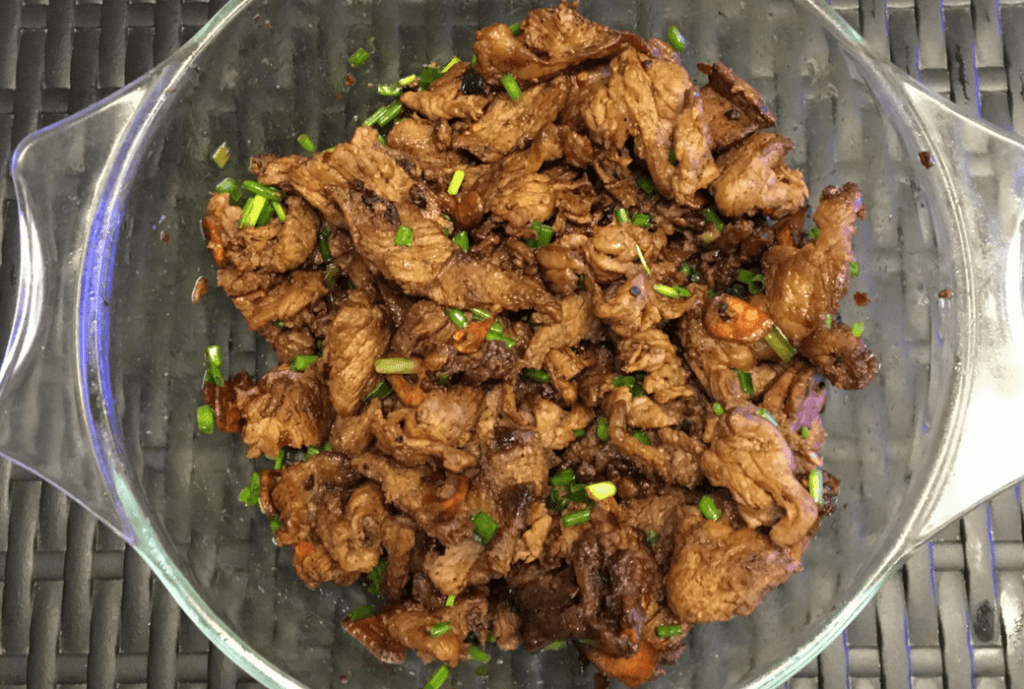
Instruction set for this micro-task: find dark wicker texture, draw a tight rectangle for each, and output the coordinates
[1,0,1022,686]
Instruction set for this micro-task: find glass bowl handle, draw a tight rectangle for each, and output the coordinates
[893,75,1024,548]
[0,73,170,541]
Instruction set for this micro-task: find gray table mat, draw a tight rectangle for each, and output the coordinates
[0,0,1022,686]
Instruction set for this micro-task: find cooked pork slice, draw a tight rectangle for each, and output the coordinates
[237,364,332,459]
[799,321,879,390]
[323,302,391,417]
[711,132,809,217]
[400,62,494,122]
[697,62,776,152]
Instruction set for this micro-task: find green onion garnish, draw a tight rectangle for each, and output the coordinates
[636,245,651,274]
[747,274,766,294]
[712,402,725,416]
[197,404,215,434]
[646,529,660,545]
[500,73,522,101]
[508,22,522,35]
[451,230,470,252]
[476,666,489,677]
[348,48,370,67]
[526,221,554,248]
[470,307,492,320]
[272,449,285,470]
[212,142,230,168]
[667,25,686,52]
[367,558,387,595]
[437,372,451,386]
[545,640,567,651]
[256,197,274,226]
[764,327,797,362]
[585,481,617,501]
[809,468,824,504]
[632,429,651,445]
[269,515,282,533]
[471,511,499,545]
[290,354,321,372]
[379,101,404,126]
[239,195,267,227]
[668,149,679,166]
[573,429,585,439]
[424,664,449,689]
[363,380,393,402]
[698,495,721,520]
[735,369,754,395]
[851,321,865,337]
[612,375,635,388]
[441,56,460,73]
[445,594,456,607]
[524,368,550,384]
[631,213,652,228]
[800,426,810,439]
[206,344,222,368]
[447,169,465,195]
[238,471,260,506]
[297,134,315,153]
[562,508,591,527]
[653,284,691,299]
[429,621,452,637]
[374,357,419,375]
[548,487,570,512]
[317,227,332,263]
[395,225,414,246]
[596,417,610,442]
[636,175,655,197]
[550,468,575,487]
[214,177,240,203]
[446,308,468,329]
[242,180,283,201]
[418,65,445,90]
[615,207,629,225]
[679,262,693,278]
[324,264,341,289]
[824,313,833,329]
[850,261,860,277]
[656,624,684,638]
[398,73,417,87]
[468,646,491,663]
[756,408,779,426]
[271,200,287,222]
[702,207,725,235]
[377,83,402,97]
[808,226,821,240]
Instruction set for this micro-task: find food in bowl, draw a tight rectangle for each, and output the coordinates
[197,3,878,686]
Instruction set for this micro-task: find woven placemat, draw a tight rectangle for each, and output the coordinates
[1,0,1022,687]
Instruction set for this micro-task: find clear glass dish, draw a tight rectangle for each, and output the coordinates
[3,0,1024,687]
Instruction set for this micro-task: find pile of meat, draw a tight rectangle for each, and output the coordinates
[200,4,877,687]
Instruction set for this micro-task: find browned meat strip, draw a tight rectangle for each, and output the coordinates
[323,302,391,417]
[711,132,809,217]
[236,364,331,459]
[800,322,879,390]
[400,62,494,121]
[697,62,776,152]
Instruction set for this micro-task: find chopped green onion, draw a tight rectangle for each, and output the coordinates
[273,449,285,470]
[764,327,797,362]
[653,283,691,299]
[449,229,469,252]
[379,101,404,126]
[363,380,393,402]
[429,621,452,637]
[667,25,686,52]
[317,227,332,263]
[612,375,635,388]
[524,368,550,384]
[850,261,860,277]
[437,372,451,386]
[668,149,679,166]
[324,264,341,290]
[573,429,585,439]
[446,308,469,329]
[548,487,571,512]
[800,426,810,439]
[291,354,321,372]
[470,307,492,320]
[304,444,322,458]
[646,529,660,546]
[809,468,824,504]
[468,646,491,663]
[242,180,283,201]
[500,73,522,101]
[712,402,725,416]
[698,495,721,520]
[394,225,414,246]
[679,262,693,278]
[636,175,655,197]
[239,195,268,227]
[636,245,651,274]
[445,594,456,607]
[631,212,652,228]
[526,221,554,248]
[851,321,865,337]
[238,471,260,506]
[297,134,315,153]
[348,48,370,67]
[367,558,387,595]
[735,269,767,294]
[508,22,522,35]
[487,632,497,643]
[273,320,285,328]
[348,604,375,621]
[441,56,460,73]
[562,508,591,527]
[702,207,725,234]
[424,664,449,689]
[377,83,402,97]
[271,200,287,222]
[471,511,499,545]
[197,404,215,434]
[476,666,489,677]
[212,142,230,168]
[214,177,241,203]
[256,197,274,226]
[808,226,821,240]
[632,429,651,445]
[585,481,617,501]
[398,73,417,87]
[374,357,419,375]
[206,344,222,368]
[545,640,567,651]
[615,207,629,225]
[418,65,445,90]
[756,408,779,426]
[735,369,754,395]
[550,468,575,487]
[824,313,833,329]
[596,417,610,442]
[656,624,684,638]
[269,515,282,533]
[447,169,466,195]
